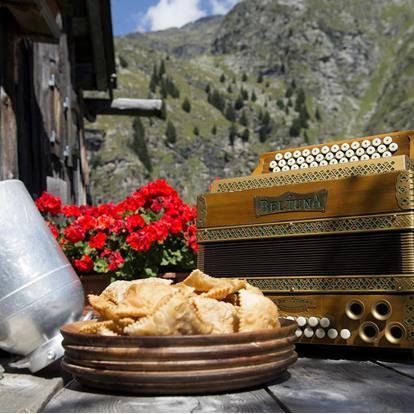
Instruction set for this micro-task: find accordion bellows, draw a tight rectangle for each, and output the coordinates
[197,130,414,350]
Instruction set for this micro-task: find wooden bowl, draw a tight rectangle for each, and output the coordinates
[61,318,297,395]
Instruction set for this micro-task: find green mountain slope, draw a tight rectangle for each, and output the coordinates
[88,0,414,204]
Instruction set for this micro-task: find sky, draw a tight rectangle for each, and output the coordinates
[110,0,240,35]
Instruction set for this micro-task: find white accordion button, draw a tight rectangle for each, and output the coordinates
[311,147,320,156]
[293,150,302,158]
[284,151,292,159]
[270,160,277,169]
[351,141,360,150]
[341,143,350,151]
[320,317,331,328]
[331,144,340,153]
[302,148,311,157]
[356,147,365,156]
[287,157,296,166]
[325,152,334,161]
[291,164,299,170]
[360,154,370,160]
[295,329,303,338]
[273,167,281,172]
[339,157,348,163]
[278,159,287,167]
[371,153,380,159]
[383,136,393,145]
[362,139,371,148]
[296,316,307,327]
[297,157,305,165]
[316,154,324,162]
[389,142,399,152]
[304,328,314,338]
[345,149,354,158]
[377,144,387,153]
[319,160,328,166]
[335,151,344,159]
[286,316,296,320]
[329,159,338,165]
[340,329,352,340]
[306,155,314,163]
[350,156,359,163]
[310,161,319,168]
[321,145,330,154]
[315,328,326,339]
[366,146,375,155]
[372,137,382,147]
[383,151,392,157]
[308,317,319,327]
[300,163,309,169]
[328,329,338,339]
[282,165,290,171]
[275,153,283,161]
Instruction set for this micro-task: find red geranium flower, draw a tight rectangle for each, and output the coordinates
[46,221,59,238]
[64,224,85,243]
[88,232,107,249]
[35,192,61,215]
[125,214,145,232]
[74,254,94,273]
[61,205,81,218]
[108,251,124,271]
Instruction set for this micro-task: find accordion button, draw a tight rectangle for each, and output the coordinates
[377,144,387,153]
[328,329,338,339]
[304,328,314,338]
[286,316,295,320]
[308,317,319,327]
[316,154,324,162]
[339,158,348,163]
[335,151,344,159]
[356,147,365,156]
[300,163,309,169]
[360,154,370,160]
[383,136,393,145]
[295,329,303,338]
[306,155,315,163]
[351,141,361,150]
[320,317,331,328]
[291,164,299,170]
[275,153,283,161]
[297,316,307,327]
[284,151,292,159]
[331,144,340,153]
[341,143,350,151]
[366,146,375,155]
[287,158,296,166]
[372,137,382,147]
[321,145,330,154]
[350,156,359,163]
[278,159,287,167]
[389,142,399,152]
[371,153,380,159]
[329,159,338,165]
[297,156,305,165]
[319,160,328,166]
[311,147,320,156]
[310,161,319,168]
[345,149,354,158]
[383,151,392,158]
[302,148,311,157]
[293,150,302,158]
[315,328,326,339]
[282,165,290,171]
[273,167,281,172]
[340,329,352,340]
[325,152,334,160]
[270,160,277,169]
[362,139,371,148]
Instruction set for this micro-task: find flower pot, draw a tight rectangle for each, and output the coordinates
[79,274,111,298]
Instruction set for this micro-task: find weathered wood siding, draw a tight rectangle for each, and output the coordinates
[0,9,88,204]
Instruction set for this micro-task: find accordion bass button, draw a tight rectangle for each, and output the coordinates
[275,153,283,161]
[362,139,371,148]
[328,329,338,339]
[311,147,320,156]
[372,137,382,147]
[383,136,393,145]
[291,164,299,170]
[296,316,307,327]
[331,144,340,153]
[377,144,387,153]
[383,151,392,157]
[340,329,352,340]
[270,160,277,169]
[351,141,360,150]
[304,328,314,338]
[284,151,292,159]
[295,329,303,338]
[341,142,350,151]
[321,145,330,154]
[356,147,365,156]
[325,152,334,161]
[315,328,326,339]
[308,317,319,327]
[302,148,311,157]
[320,317,331,328]
[389,142,399,152]
[293,150,302,158]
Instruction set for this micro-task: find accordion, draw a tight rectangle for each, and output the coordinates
[196,130,414,350]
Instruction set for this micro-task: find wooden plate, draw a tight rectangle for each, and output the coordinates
[61,318,297,395]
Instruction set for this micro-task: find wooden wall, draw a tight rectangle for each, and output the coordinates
[0,9,89,204]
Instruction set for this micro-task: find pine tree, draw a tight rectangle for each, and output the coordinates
[262,110,271,125]
[242,72,248,82]
[193,126,200,136]
[241,88,249,100]
[227,84,233,93]
[315,108,322,121]
[234,94,244,110]
[160,100,167,120]
[228,123,237,146]
[241,128,250,142]
[159,60,166,77]
[205,84,211,94]
[131,117,152,173]
[209,89,225,112]
[257,73,263,83]
[220,73,226,83]
[239,110,248,126]
[258,126,268,143]
[160,79,168,99]
[165,120,177,144]
[251,91,257,102]
[211,124,217,135]
[119,55,128,68]
[182,97,191,113]
[277,99,284,110]
[225,104,236,122]
[289,117,301,137]
[285,87,293,98]
[265,81,270,88]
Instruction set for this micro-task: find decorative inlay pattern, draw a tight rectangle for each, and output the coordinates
[196,213,414,243]
[196,195,207,227]
[396,171,414,209]
[246,276,414,293]
[403,294,414,346]
[216,160,400,193]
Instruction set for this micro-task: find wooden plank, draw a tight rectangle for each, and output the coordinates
[374,360,414,379]
[0,373,62,413]
[267,357,414,412]
[84,98,163,118]
[43,380,283,413]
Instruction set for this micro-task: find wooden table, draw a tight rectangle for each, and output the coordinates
[2,352,413,412]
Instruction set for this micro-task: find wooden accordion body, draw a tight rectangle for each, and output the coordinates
[196,130,414,350]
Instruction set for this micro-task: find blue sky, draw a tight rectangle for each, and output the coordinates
[110,0,240,35]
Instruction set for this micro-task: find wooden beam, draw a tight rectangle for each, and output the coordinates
[84,98,163,118]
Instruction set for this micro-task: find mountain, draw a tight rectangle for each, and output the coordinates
[87,0,414,204]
